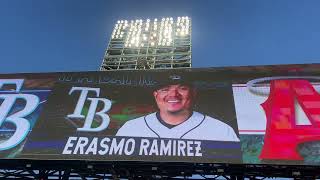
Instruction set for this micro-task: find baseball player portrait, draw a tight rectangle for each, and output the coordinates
[116,74,240,142]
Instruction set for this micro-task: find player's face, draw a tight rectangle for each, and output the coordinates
[153,84,195,114]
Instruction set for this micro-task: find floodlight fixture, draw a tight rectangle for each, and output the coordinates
[100,16,192,70]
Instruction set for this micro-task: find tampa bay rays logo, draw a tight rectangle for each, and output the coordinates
[169,75,181,80]
[67,87,112,132]
[0,79,50,151]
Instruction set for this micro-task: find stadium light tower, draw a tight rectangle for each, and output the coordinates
[100,17,192,70]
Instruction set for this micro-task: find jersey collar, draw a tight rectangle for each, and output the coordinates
[144,111,205,139]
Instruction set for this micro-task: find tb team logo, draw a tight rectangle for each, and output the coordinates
[0,79,51,151]
[67,87,112,132]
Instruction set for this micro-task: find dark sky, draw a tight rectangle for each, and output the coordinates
[1,0,320,73]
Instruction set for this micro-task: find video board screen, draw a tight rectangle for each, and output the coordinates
[0,64,320,165]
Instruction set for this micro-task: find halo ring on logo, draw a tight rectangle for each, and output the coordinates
[246,76,320,96]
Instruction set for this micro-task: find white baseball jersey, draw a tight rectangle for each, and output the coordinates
[116,111,240,141]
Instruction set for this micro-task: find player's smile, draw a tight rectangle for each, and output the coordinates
[166,99,182,107]
[167,99,180,103]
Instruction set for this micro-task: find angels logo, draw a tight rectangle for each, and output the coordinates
[250,77,320,160]
[0,79,51,151]
[233,76,320,161]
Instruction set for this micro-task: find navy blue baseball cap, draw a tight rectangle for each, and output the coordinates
[152,73,193,91]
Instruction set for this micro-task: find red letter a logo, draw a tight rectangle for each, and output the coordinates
[260,79,320,160]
